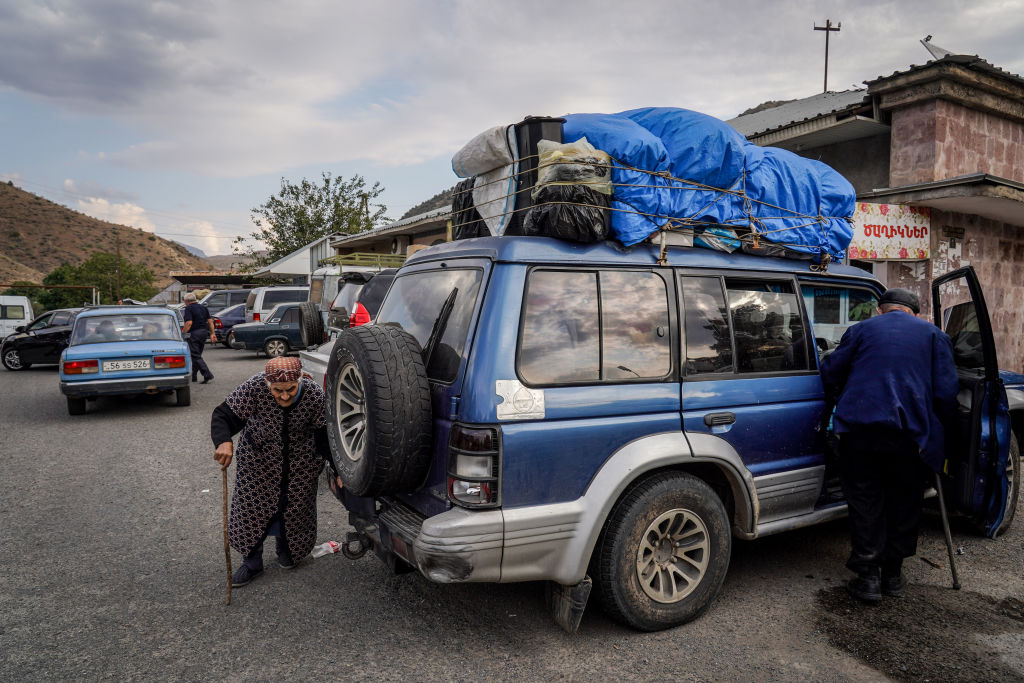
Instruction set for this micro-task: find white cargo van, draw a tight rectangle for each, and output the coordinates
[0,296,34,339]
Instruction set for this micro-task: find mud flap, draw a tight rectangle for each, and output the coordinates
[546,576,592,634]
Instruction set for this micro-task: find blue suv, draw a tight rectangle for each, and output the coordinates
[322,236,1021,632]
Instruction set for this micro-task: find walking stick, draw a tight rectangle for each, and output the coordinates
[222,464,232,605]
[934,471,961,590]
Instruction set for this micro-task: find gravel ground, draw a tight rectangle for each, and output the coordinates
[0,346,1021,681]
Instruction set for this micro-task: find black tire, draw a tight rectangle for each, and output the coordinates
[594,472,731,631]
[299,301,325,348]
[2,346,29,371]
[264,338,288,357]
[221,332,232,348]
[325,324,432,496]
[67,396,86,415]
[992,433,1020,536]
[176,385,191,407]
[226,331,235,348]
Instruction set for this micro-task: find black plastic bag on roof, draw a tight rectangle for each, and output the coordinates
[451,178,489,241]
[523,184,610,243]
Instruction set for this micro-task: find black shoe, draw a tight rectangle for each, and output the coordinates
[231,563,263,587]
[191,375,198,383]
[277,552,296,569]
[201,375,214,384]
[882,573,908,597]
[846,574,882,603]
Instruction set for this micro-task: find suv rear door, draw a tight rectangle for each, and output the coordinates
[932,265,1012,536]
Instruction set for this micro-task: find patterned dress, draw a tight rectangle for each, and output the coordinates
[211,373,327,559]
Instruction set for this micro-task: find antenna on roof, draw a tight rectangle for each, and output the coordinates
[921,35,954,60]
[814,19,842,93]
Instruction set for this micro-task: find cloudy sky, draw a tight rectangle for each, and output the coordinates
[2,0,1022,256]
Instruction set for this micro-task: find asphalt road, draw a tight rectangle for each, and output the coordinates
[1,346,1022,681]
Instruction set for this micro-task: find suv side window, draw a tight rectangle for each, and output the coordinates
[28,313,54,331]
[800,285,878,352]
[282,307,299,324]
[727,279,809,373]
[51,311,71,326]
[519,269,671,385]
[681,276,734,374]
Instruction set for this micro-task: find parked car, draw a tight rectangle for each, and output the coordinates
[59,306,191,415]
[320,236,1021,633]
[347,268,397,327]
[244,286,308,323]
[230,303,305,357]
[199,288,251,316]
[0,295,34,339]
[300,270,399,386]
[212,303,246,347]
[326,273,373,332]
[1,307,83,370]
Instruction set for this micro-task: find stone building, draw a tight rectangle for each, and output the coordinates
[729,52,1024,371]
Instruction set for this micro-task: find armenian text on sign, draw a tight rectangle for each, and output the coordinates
[848,203,930,260]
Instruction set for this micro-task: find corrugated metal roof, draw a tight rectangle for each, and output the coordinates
[330,205,452,245]
[727,89,868,138]
[865,54,1024,90]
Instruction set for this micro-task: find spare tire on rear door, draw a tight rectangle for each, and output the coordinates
[299,301,325,348]
[325,324,432,496]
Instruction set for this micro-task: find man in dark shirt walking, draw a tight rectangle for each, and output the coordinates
[182,292,216,383]
[821,288,959,603]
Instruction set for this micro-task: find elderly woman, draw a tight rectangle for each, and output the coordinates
[212,356,329,587]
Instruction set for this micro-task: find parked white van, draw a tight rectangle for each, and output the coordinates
[0,296,34,339]
[244,286,309,323]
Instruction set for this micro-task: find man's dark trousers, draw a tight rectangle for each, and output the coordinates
[188,329,213,381]
[839,430,927,578]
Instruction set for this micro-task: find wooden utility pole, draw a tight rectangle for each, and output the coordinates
[814,19,841,92]
[115,234,122,302]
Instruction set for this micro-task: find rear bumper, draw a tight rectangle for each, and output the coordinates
[60,374,190,397]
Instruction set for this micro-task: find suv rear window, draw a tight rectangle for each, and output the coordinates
[376,268,483,383]
[519,269,671,385]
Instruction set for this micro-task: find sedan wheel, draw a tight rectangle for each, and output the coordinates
[264,339,288,357]
[2,347,27,371]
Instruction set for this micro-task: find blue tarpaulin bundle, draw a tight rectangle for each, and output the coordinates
[562,107,855,262]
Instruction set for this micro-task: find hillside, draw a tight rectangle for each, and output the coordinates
[0,181,211,286]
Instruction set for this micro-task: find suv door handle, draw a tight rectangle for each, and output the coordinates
[703,412,736,427]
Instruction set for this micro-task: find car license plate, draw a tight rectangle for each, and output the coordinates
[102,359,151,372]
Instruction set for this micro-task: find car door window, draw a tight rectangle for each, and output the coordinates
[726,279,809,373]
[282,307,299,324]
[600,271,671,380]
[51,311,71,326]
[28,313,53,331]
[800,285,877,352]
[682,276,734,375]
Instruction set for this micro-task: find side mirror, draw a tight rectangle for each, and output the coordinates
[15,325,25,333]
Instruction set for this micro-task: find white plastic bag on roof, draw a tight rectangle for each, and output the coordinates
[533,137,612,197]
[452,125,515,178]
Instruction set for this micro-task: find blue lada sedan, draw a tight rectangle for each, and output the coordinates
[59,306,192,415]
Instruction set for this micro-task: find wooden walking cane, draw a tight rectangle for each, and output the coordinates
[222,464,232,605]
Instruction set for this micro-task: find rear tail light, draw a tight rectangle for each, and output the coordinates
[214,318,223,329]
[447,424,501,508]
[253,312,261,321]
[154,355,187,369]
[349,302,371,327]
[63,359,98,374]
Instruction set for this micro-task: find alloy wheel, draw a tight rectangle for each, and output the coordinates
[333,362,366,463]
[3,348,22,370]
[264,339,287,357]
[635,508,710,603]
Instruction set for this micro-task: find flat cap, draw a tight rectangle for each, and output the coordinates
[879,287,920,314]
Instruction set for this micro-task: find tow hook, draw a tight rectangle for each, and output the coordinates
[342,531,372,560]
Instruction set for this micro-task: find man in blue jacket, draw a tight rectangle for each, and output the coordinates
[821,288,959,603]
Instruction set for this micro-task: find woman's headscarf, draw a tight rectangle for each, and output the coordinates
[264,356,302,383]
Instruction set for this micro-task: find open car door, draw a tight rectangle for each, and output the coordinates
[932,265,1013,537]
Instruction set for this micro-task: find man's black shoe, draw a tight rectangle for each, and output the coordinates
[846,574,882,603]
[882,573,908,597]
[231,564,263,587]
[201,375,214,384]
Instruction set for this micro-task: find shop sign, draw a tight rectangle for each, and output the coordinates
[848,203,930,260]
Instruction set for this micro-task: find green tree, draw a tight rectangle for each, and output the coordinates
[38,253,158,308]
[235,172,389,271]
